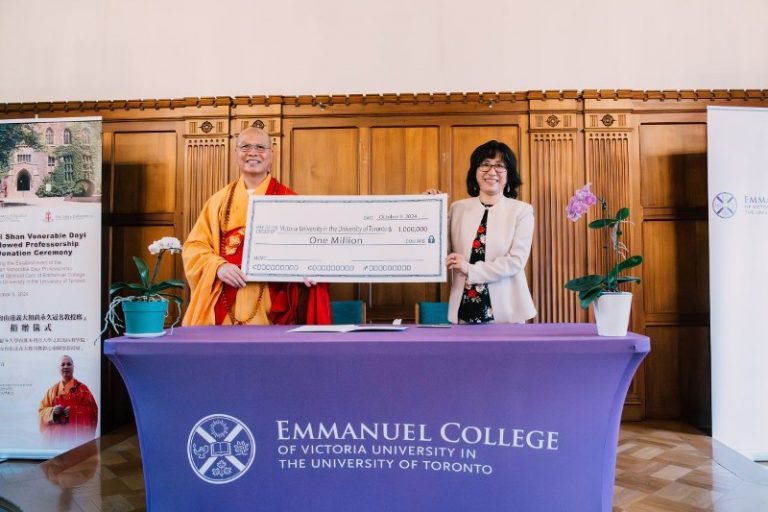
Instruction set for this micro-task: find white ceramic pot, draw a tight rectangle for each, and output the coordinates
[592,292,632,336]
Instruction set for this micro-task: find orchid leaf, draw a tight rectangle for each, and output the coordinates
[564,274,604,292]
[109,282,133,294]
[132,256,150,288]
[579,288,603,309]
[616,208,630,221]
[148,280,186,294]
[588,218,615,229]
[614,255,643,273]
[110,282,148,295]
[158,293,183,304]
[579,288,603,300]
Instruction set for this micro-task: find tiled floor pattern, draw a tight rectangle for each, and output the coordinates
[613,422,768,511]
[1,422,767,511]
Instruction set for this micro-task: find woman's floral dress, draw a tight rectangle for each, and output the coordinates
[457,204,494,323]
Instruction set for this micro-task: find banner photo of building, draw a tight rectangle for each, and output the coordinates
[0,117,102,459]
[708,106,768,461]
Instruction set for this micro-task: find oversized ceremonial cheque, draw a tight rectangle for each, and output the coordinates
[242,194,447,282]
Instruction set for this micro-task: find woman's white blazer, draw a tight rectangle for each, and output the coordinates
[448,196,537,323]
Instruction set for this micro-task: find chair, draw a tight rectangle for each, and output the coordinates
[414,301,449,325]
[331,300,366,324]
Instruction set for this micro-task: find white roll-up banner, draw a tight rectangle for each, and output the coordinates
[708,106,768,461]
[0,117,102,459]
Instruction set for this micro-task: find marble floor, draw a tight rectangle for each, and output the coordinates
[1,421,767,511]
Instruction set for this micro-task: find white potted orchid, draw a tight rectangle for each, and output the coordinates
[102,237,185,338]
[564,184,643,336]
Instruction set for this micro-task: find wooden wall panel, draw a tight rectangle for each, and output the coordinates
[112,132,177,214]
[639,120,710,429]
[370,126,441,313]
[642,221,709,315]
[644,326,710,425]
[371,127,439,195]
[289,127,360,195]
[640,124,708,210]
[529,112,585,323]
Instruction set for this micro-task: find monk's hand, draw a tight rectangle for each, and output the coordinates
[63,406,71,418]
[446,252,469,276]
[423,188,442,195]
[52,405,63,417]
[302,277,317,288]
[216,263,247,288]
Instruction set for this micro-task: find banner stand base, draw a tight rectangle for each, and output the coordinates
[713,439,768,486]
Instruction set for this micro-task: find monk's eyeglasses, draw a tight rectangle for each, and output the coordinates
[237,143,271,154]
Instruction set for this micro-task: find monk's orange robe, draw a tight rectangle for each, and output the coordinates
[38,378,98,447]
[182,175,331,326]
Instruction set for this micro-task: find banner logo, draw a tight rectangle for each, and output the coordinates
[187,414,255,484]
[712,192,737,218]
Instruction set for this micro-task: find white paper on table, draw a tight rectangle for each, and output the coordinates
[287,325,408,333]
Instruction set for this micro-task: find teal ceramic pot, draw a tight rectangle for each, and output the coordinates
[122,299,168,337]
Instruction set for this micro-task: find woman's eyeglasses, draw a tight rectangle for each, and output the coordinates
[477,162,507,174]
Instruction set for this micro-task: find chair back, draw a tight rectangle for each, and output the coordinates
[331,300,366,324]
[415,301,449,324]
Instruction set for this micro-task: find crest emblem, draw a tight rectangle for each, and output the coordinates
[712,192,737,219]
[187,414,255,484]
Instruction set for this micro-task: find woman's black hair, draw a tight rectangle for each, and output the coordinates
[465,140,522,199]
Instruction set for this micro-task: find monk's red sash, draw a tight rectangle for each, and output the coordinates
[214,177,331,325]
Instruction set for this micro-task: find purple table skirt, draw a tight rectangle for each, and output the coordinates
[105,323,649,512]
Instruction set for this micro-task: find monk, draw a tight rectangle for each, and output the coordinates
[182,127,331,326]
[38,355,98,447]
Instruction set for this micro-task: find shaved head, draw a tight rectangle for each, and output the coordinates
[235,127,273,188]
[236,127,270,147]
[59,355,74,382]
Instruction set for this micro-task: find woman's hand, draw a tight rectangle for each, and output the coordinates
[446,252,469,276]
[216,263,247,288]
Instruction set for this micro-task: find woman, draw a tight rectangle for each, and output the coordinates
[429,140,536,323]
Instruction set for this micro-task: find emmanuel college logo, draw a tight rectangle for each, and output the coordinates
[187,414,256,484]
[712,192,737,219]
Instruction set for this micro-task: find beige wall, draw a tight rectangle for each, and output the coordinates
[1,0,767,103]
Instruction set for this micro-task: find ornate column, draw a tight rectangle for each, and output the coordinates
[583,104,644,420]
[583,111,634,287]
[183,118,230,237]
[528,99,587,323]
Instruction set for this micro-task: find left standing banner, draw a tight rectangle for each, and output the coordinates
[0,117,102,459]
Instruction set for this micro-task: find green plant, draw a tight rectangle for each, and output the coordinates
[564,184,643,308]
[0,124,42,176]
[100,237,186,335]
